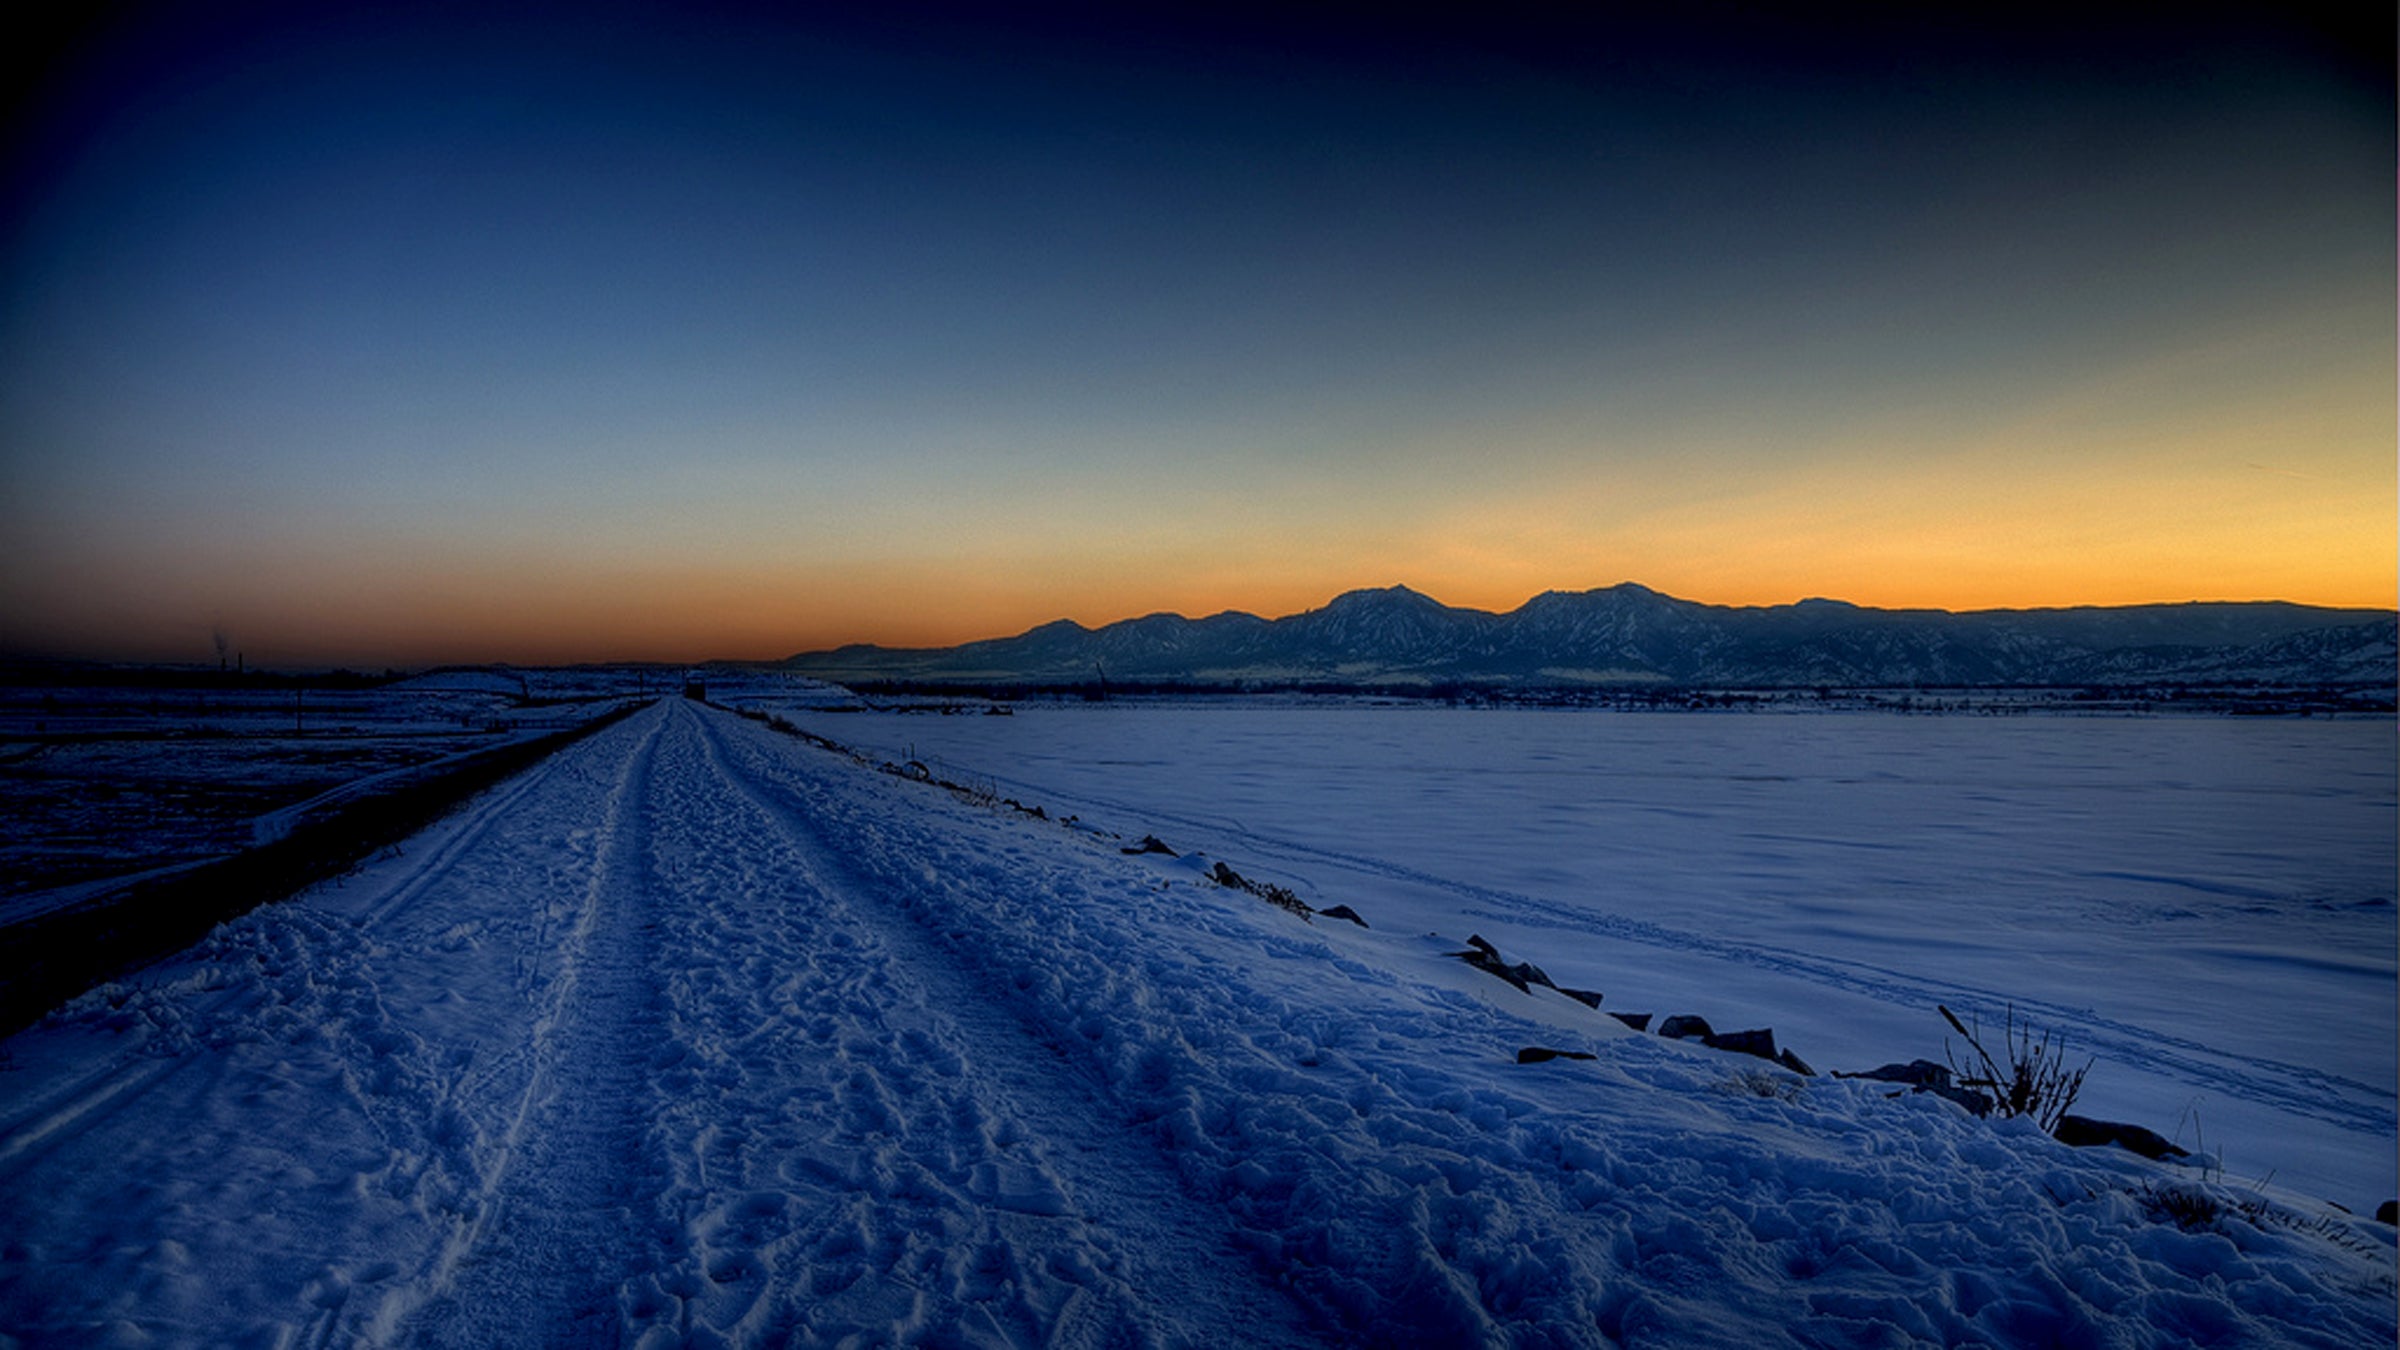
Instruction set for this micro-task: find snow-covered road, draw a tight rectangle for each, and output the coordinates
[3,700,2392,1347]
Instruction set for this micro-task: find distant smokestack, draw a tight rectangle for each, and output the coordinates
[213,626,230,671]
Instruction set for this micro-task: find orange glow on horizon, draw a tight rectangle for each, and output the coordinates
[7,576,2390,669]
[15,558,2387,671]
[7,349,2390,667]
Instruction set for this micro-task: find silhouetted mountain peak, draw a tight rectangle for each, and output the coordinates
[1318,584,1445,613]
[786,584,2395,691]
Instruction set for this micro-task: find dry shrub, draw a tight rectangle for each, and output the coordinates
[1939,1003,2090,1133]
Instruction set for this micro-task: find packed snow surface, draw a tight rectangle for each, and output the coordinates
[2,700,2391,1347]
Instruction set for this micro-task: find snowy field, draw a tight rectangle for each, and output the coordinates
[750,698,2399,1212]
[0,675,637,919]
[2,698,2391,1346]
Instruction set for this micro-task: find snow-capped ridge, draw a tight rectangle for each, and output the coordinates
[787,584,2395,689]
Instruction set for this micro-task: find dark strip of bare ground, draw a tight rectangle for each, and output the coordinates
[0,699,655,1037]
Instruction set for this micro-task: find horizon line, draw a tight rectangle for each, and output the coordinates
[7,581,2393,673]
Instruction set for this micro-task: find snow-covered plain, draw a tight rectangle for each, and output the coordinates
[0,679,629,917]
[751,699,2399,1211]
[2,699,2392,1346]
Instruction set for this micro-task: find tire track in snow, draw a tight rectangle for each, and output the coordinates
[0,709,667,1344]
[370,706,672,1345]
[345,747,567,930]
[0,752,568,1183]
[670,702,1324,1347]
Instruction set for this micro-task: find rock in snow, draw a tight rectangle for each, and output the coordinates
[0,700,2389,1347]
[2054,1114,2193,1162]
[1838,1060,1999,1117]
[1656,1013,1716,1041]
[1702,1026,1777,1060]
[1841,1059,1957,1089]
[1448,932,1560,993]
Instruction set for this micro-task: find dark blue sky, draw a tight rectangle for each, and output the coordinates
[3,2,2390,663]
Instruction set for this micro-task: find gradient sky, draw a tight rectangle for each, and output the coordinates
[3,2,2391,666]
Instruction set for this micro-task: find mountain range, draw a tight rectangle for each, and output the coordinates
[785,584,2398,691]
